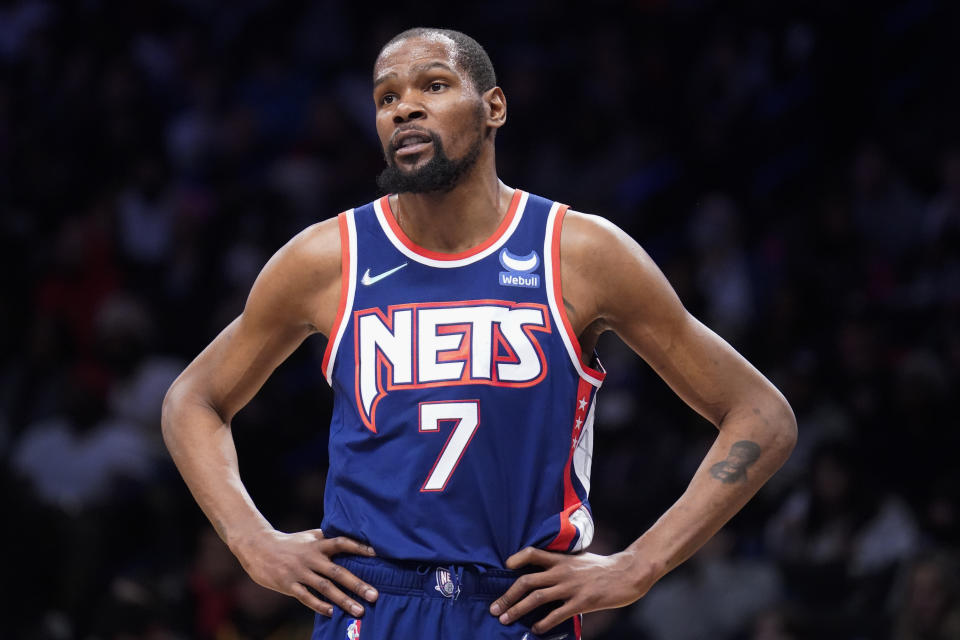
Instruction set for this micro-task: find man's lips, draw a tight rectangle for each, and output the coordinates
[394,141,432,157]
[391,129,434,157]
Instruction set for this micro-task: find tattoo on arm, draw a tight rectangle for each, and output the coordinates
[709,440,761,484]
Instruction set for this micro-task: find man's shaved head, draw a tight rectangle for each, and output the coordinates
[376,28,497,94]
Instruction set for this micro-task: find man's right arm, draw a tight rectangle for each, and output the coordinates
[161,217,379,618]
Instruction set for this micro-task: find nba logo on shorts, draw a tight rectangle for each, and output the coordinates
[345,618,361,639]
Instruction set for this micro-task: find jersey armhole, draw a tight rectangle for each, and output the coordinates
[543,204,606,387]
[321,209,357,385]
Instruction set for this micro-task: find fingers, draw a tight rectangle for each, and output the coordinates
[291,582,334,617]
[311,534,379,606]
[321,535,377,558]
[294,532,380,616]
[492,549,581,631]
[489,571,553,617]
[306,535,380,610]
[310,558,380,603]
[531,602,578,635]
[505,546,562,570]
[496,585,566,626]
[301,570,368,617]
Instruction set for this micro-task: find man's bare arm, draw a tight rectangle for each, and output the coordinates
[570,212,796,574]
[491,211,797,632]
[161,217,379,617]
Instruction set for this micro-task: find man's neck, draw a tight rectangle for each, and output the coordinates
[389,162,514,255]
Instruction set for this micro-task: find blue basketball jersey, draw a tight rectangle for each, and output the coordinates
[320,189,605,568]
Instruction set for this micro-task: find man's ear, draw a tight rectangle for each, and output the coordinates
[484,87,507,131]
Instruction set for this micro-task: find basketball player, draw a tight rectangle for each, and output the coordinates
[162,28,797,639]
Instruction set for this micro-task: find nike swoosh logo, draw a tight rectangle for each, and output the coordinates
[361,262,408,285]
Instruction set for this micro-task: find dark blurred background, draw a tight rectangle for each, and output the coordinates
[2,0,959,638]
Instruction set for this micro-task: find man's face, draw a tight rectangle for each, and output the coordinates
[372,36,487,193]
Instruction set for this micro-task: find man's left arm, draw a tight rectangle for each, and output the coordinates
[490,211,797,633]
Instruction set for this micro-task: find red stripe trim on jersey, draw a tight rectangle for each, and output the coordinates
[321,212,351,382]
[574,613,582,639]
[379,189,523,261]
[549,205,607,381]
[547,376,594,551]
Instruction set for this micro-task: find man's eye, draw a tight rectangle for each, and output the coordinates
[381,94,396,105]
[428,82,446,91]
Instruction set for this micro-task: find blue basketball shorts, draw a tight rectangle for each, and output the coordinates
[310,556,581,640]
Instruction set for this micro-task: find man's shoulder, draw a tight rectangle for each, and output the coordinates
[559,209,626,260]
[555,208,658,316]
[280,216,342,271]
[243,215,343,333]
[254,216,342,298]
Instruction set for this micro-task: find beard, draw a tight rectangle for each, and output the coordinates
[377,120,484,194]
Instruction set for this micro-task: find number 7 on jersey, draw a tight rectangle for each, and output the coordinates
[418,400,480,492]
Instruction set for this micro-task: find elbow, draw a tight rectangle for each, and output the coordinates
[160,380,185,450]
[770,395,798,463]
[161,376,231,450]
[161,377,202,446]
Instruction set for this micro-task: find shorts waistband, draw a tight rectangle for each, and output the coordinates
[334,555,520,600]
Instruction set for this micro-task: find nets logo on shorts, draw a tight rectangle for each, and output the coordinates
[345,618,361,639]
[434,567,461,600]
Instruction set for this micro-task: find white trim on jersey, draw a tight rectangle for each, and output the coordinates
[324,209,358,385]
[570,392,596,552]
[372,191,530,268]
[543,203,604,387]
[569,504,595,553]
[573,393,596,496]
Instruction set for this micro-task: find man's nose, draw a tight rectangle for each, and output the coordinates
[393,98,426,124]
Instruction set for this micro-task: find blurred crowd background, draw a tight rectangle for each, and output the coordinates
[2,0,959,638]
